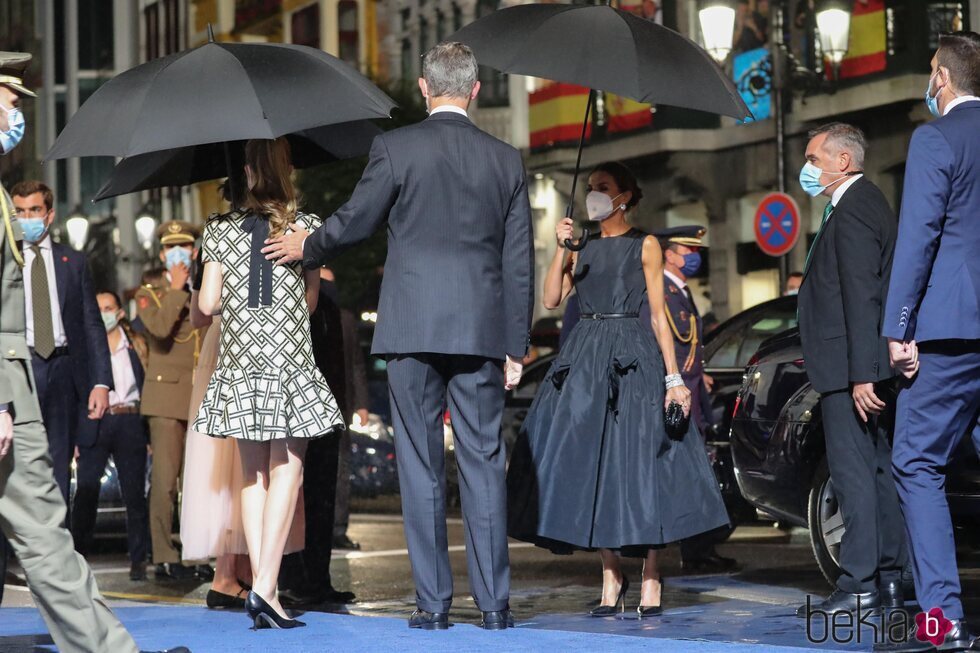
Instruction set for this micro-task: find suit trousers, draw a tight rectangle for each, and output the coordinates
[821,388,908,593]
[72,413,149,564]
[386,353,509,613]
[891,341,980,619]
[280,432,340,591]
[30,353,77,506]
[148,416,187,564]
[333,427,352,539]
[0,419,138,653]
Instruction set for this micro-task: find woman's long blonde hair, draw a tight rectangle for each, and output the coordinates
[244,138,297,237]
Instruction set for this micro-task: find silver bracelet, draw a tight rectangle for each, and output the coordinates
[665,373,684,389]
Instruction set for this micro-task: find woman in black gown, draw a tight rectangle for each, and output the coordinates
[507,162,729,617]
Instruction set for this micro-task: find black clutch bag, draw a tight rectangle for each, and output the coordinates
[665,401,688,440]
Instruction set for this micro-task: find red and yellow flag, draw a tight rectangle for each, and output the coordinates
[529,83,592,150]
[838,0,886,79]
[605,93,653,134]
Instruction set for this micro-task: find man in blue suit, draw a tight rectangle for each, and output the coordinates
[265,42,533,631]
[10,181,113,506]
[880,31,980,652]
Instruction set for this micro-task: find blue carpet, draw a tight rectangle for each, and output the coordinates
[0,606,825,652]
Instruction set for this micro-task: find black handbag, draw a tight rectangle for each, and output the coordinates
[665,400,688,440]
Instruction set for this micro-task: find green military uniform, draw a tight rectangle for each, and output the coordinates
[136,220,205,565]
[0,52,139,653]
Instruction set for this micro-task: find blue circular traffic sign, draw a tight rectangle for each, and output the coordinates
[754,193,801,257]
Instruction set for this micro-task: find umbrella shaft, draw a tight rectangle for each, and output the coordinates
[566,88,596,220]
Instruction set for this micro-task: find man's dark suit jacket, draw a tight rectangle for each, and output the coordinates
[50,241,113,397]
[798,176,897,394]
[77,343,145,449]
[302,111,534,360]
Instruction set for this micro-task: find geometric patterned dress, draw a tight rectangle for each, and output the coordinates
[193,210,344,441]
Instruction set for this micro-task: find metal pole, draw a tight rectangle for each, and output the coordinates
[773,0,789,289]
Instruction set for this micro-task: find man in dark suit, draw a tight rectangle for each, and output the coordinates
[265,42,533,631]
[72,290,150,582]
[10,180,112,505]
[880,32,980,652]
[794,123,907,620]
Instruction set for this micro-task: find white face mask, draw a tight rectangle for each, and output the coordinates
[586,191,626,221]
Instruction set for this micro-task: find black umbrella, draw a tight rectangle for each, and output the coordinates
[93,120,382,201]
[45,33,395,161]
[449,3,750,249]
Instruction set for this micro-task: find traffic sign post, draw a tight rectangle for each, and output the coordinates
[754,192,801,258]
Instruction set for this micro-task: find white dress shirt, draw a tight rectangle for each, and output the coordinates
[831,173,864,207]
[23,234,68,348]
[944,95,980,115]
[429,105,469,117]
[664,269,687,291]
[108,330,140,406]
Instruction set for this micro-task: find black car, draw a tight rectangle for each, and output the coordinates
[730,327,980,586]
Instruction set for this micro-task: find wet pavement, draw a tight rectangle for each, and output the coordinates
[4,508,980,651]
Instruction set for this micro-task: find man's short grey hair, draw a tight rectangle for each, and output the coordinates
[422,42,479,99]
[808,122,867,169]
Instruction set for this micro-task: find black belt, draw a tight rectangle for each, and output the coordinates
[29,346,69,359]
[579,312,639,320]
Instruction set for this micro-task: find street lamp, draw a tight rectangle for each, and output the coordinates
[135,210,157,252]
[699,1,737,64]
[65,205,90,251]
[816,0,852,80]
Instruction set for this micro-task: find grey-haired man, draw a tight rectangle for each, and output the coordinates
[264,42,534,631]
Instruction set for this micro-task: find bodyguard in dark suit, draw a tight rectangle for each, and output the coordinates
[265,42,533,631]
[10,180,112,505]
[795,123,907,618]
[881,33,980,651]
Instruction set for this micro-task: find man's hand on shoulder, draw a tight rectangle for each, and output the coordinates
[262,223,309,266]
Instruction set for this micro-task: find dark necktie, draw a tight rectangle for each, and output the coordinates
[803,201,834,277]
[31,244,56,358]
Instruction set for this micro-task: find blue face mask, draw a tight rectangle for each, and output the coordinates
[0,106,25,154]
[680,251,702,277]
[799,161,849,198]
[925,73,942,118]
[17,217,46,243]
[165,246,193,271]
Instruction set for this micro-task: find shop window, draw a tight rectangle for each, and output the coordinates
[292,4,320,49]
[339,1,359,65]
[927,2,965,48]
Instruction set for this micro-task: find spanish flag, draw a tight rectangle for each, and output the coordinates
[605,93,653,134]
[529,83,592,150]
[838,0,886,79]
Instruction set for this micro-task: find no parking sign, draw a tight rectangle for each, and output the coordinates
[754,193,801,257]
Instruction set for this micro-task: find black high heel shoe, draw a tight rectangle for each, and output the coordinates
[637,576,664,617]
[589,575,630,617]
[245,591,306,629]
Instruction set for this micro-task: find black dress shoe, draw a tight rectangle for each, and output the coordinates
[796,588,881,618]
[333,534,361,550]
[4,571,27,587]
[681,553,738,574]
[874,618,975,652]
[279,586,326,608]
[130,562,147,581]
[638,576,664,617]
[408,610,450,630]
[481,610,515,630]
[154,563,196,580]
[206,587,247,610]
[880,580,904,609]
[193,564,214,582]
[245,591,305,629]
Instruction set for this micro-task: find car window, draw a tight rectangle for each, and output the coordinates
[737,312,798,366]
[705,326,745,368]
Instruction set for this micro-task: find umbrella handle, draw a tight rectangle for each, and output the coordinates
[564,229,591,252]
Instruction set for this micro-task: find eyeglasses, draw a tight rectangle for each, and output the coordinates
[14,206,50,218]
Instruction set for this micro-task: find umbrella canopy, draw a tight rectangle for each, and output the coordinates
[449,3,750,120]
[45,40,396,161]
[93,120,382,201]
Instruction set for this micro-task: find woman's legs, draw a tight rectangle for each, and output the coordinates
[210,554,242,595]
[251,437,308,618]
[640,548,663,607]
[598,548,625,606]
[235,554,253,586]
[238,440,270,582]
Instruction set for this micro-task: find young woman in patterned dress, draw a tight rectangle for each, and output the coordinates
[196,138,344,629]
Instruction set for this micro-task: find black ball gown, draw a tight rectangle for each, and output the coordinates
[507,229,729,555]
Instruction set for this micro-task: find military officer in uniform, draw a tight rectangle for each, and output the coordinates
[655,226,737,573]
[0,50,186,653]
[137,220,210,581]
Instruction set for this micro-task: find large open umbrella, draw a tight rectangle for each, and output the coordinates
[449,3,750,249]
[93,120,382,201]
[45,31,395,162]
